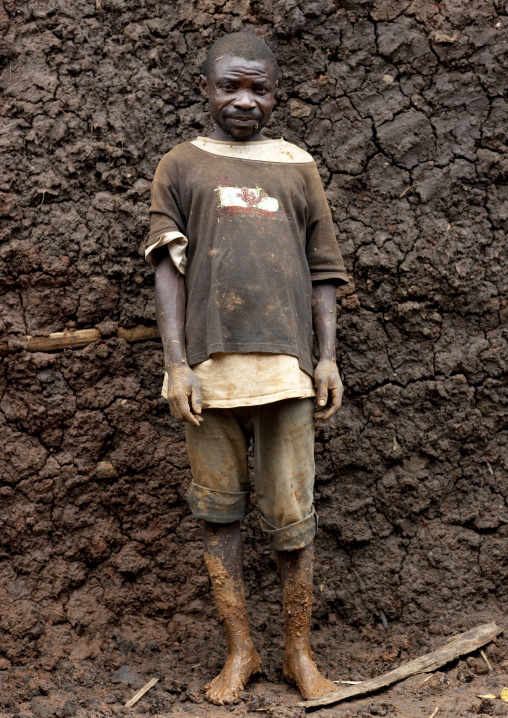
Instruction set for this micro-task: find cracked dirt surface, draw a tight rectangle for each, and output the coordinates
[0,0,507,716]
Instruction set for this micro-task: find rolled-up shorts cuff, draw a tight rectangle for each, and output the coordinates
[260,508,317,552]
[186,480,250,523]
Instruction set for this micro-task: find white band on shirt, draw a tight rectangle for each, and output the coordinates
[145,231,188,274]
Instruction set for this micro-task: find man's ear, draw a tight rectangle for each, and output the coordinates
[199,74,209,98]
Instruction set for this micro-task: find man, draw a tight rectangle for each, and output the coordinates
[146,32,349,705]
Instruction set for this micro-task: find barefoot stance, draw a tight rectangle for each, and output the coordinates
[204,644,262,705]
[283,648,339,700]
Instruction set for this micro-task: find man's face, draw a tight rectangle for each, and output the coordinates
[200,55,276,141]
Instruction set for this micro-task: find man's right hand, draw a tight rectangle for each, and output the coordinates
[165,363,203,426]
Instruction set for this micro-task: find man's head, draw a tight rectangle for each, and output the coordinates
[200,32,278,142]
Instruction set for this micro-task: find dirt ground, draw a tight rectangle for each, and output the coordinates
[1,615,507,717]
[0,0,507,716]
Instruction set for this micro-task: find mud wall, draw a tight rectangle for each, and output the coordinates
[0,0,507,669]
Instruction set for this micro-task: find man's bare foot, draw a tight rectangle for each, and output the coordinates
[204,642,262,705]
[282,647,339,700]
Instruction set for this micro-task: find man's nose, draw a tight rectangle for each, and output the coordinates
[233,90,256,110]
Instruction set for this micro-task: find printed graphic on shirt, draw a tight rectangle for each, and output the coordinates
[214,175,279,218]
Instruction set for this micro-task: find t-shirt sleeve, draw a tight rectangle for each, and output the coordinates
[146,152,188,263]
[304,164,349,285]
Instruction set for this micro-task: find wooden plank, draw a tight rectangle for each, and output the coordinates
[124,677,158,708]
[0,325,161,357]
[299,622,503,709]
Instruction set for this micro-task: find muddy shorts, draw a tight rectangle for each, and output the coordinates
[185,397,316,552]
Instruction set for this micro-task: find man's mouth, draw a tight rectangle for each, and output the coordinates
[226,115,260,123]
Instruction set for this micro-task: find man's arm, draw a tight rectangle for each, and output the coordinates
[154,248,203,426]
[311,282,343,421]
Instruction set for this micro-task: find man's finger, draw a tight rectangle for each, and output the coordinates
[190,384,203,416]
[168,397,182,420]
[175,394,202,426]
[316,379,329,407]
[331,382,343,408]
[317,386,342,421]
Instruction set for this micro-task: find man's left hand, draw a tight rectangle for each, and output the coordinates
[314,359,343,421]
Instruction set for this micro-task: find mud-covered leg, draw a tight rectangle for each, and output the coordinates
[202,521,262,705]
[279,542,339,700]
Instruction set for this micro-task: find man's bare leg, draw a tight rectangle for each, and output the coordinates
[279,542,339,699]
[202,521,262,705]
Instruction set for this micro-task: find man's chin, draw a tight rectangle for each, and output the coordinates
[221,120,262,142]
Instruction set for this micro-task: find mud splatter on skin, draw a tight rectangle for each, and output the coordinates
[203,552,245,619]
[202,524,262,705]
[279,544,339,700]
[203,530,335,703]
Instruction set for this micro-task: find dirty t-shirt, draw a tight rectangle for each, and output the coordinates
[148,138,348,378]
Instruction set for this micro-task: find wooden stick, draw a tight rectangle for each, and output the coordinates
[0,325,161,356]
[419,673,437,689]
[399,177,434,198]
[480,649,493,672]
[117,325,160,343]
[298,622,503,709]
[28,329,101,352]
[124,677,158,708]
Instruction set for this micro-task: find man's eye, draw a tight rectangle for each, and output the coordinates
[255,87,269,94]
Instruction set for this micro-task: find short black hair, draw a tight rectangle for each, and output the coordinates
[202,32,279,81]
